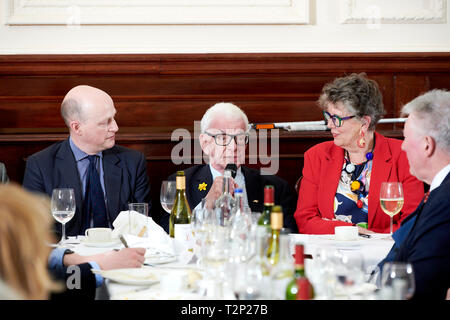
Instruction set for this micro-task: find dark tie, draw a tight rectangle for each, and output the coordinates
[82,155,108,232]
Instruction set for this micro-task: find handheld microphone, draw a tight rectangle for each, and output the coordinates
[225,163,237,179]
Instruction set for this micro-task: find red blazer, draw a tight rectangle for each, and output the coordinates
[295,132,424,234]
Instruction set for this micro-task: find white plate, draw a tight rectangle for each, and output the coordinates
[145,254,177,265]
[81,239,121,247]
[113,290,203,300]
[92,267,160,286]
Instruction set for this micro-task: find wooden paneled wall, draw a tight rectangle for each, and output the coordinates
[1,53,449,224]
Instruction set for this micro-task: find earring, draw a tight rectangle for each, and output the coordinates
[357,129,366,148]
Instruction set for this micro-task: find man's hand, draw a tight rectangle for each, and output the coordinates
[204,176,238,209]
[63,248,146,270]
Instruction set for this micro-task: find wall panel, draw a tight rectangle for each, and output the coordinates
[1,53,449,224]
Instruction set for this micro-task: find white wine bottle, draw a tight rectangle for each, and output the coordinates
[169,171,192,239]
[266,205,283,267]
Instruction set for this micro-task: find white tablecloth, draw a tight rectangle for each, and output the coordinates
[67,233,394,300]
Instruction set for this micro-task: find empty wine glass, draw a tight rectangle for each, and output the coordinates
[333,250,366,299]
[51,188,76,246]
[381,262,415,300]
[160,180,176,213]
[192,198,212,268]
[380,182,404,236]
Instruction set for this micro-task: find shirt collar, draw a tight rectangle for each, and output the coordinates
[430,163,450,192]
[69,137,103,161]
[208,163,242,180]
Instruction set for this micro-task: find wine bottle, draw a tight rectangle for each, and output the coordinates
[169,171,192,239]
[215,169,236,227]
[258,185,274,229]
[271,232,294,299]
[285,244,314,300]
[266,205,283,267]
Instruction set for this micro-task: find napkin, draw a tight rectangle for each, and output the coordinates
[111,211,194,263]
[112,211,174,254]
[112,210,158,238]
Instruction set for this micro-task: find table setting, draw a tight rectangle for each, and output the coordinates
[50,186,398,300]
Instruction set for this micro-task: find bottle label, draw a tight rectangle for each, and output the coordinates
[174,223,193,244]
[270,212,283,229]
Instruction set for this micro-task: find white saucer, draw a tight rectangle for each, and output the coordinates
[92,267,160,286]
[81,239,121,247]
[145,255,177,265]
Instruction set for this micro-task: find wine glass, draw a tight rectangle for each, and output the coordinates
[380,182,404,236]
[160,180,176,213]
[51,188,76,246]
[380,262,415,299]
[333,250,366,299]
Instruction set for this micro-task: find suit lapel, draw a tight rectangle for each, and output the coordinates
[322,144,345,218]
[368,132,392,227]
[188,165,213,208]
[242,166,264,212]
[56,139,84,233]
[102,148,122,222]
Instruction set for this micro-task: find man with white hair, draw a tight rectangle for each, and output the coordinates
[378,89,450,299]
[166,102,298,232]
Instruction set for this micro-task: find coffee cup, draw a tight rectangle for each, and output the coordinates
[160,271,188,292]
[335,226,358,241]
[85,227,113,243]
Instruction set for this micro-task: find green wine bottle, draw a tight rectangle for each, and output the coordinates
[285,244,314,300]
[258,185,274,229]
[266,205,283,267]
[169,171,192,239]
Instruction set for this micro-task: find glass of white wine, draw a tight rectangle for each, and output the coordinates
[160,180,176,213]
[51,188,76,246]
[380,182,404,236]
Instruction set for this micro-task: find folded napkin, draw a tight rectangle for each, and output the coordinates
[112,210,159,238]
[111,211,194,264]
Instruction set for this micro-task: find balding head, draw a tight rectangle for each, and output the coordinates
[61,85,113,127]
[61,85,118,154]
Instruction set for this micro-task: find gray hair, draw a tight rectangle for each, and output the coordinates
[60,98,85,128]
[317,73,386,131]
[401,89,450,154]
[200,102,249,133]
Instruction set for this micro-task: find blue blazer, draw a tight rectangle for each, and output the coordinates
[388,172,450,299]
[167,164,298,233]
[23,138,151,236]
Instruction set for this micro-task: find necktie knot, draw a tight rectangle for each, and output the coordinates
[87,155,98,165]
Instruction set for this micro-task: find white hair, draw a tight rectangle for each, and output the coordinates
[200,102,249,133]
[401,89,450,154]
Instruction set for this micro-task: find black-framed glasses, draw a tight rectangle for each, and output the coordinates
[204,132,249,146]
[323,111,356,127]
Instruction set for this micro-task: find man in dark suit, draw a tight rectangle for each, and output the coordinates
[23,85,151,237]
[378,89,450,299]
[165,102,298,233]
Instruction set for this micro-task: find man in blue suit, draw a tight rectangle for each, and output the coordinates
[23,85,151,237]
[379,89,450,299]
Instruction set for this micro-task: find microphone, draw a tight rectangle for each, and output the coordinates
[225,163,237,179]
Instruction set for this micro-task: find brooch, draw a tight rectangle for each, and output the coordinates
[198,182,207,191]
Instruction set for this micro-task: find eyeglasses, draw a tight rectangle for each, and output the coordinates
[204,132,249,146]
[323,111,356,127]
